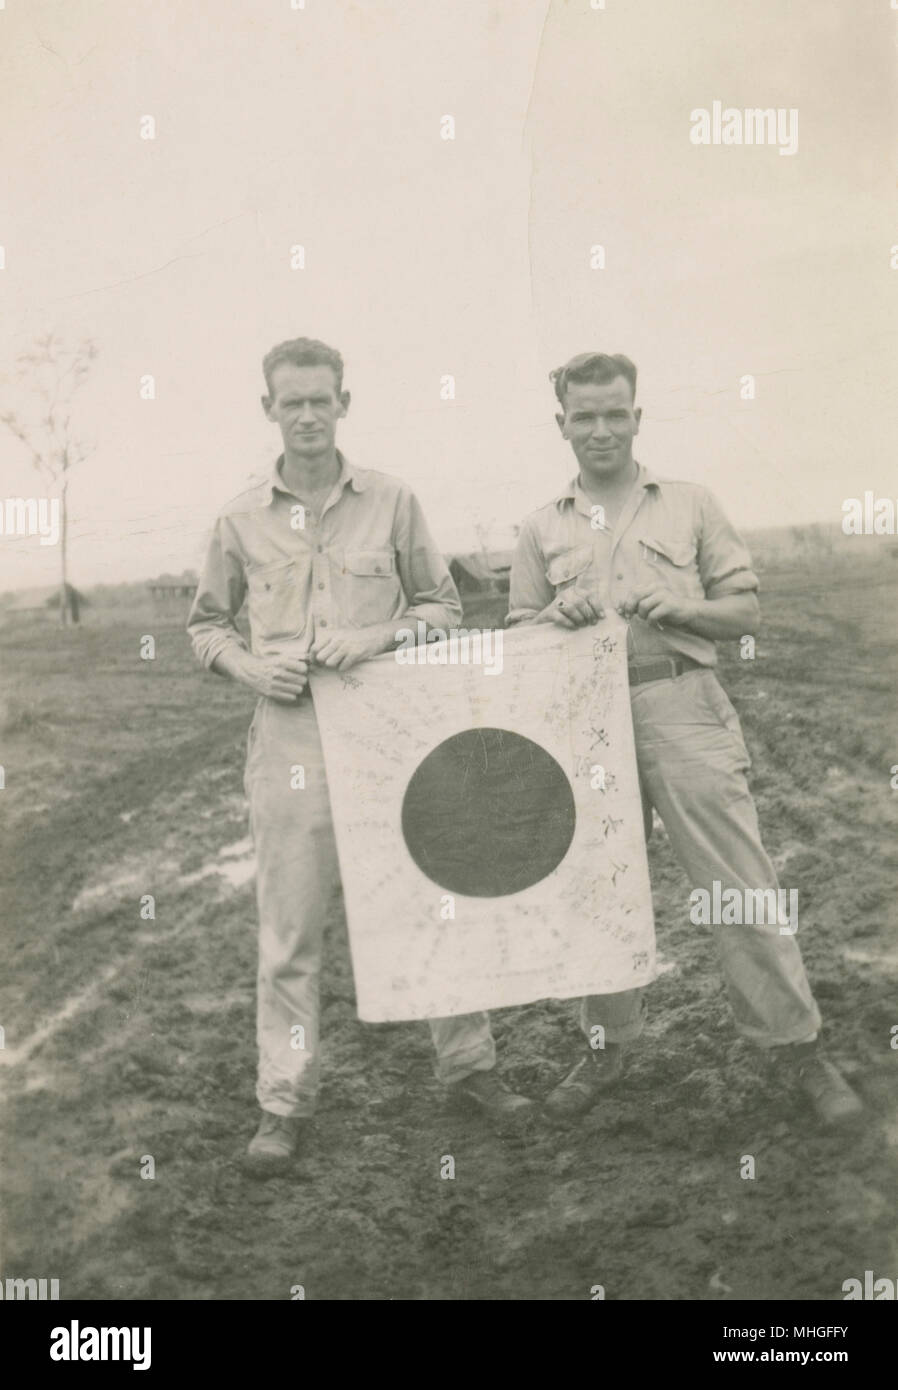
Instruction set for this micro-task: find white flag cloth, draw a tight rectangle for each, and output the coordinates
[310,619,655,1021]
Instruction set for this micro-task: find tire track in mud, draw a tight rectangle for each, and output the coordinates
[0,715,250,1039]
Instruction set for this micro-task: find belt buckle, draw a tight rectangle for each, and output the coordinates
[628,655,678,687]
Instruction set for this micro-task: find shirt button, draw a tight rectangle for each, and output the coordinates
[616,573,624,580]
[374,565,382,574]
[319,618,327,627]
[318,582,325,590]
[317,544,323,553]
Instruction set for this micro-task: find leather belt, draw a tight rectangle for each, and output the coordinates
[628,654,703,687]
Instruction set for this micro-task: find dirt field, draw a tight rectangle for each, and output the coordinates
[2,556,897,1301]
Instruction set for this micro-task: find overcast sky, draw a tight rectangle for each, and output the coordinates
[1,0,895,592]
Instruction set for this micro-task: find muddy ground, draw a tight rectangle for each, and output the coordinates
[1,556,896,1300]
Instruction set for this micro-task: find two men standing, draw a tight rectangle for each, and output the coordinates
[188,338,860,1174]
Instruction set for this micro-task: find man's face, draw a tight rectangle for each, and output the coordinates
[556,375,641,480]
[262,363,349,458]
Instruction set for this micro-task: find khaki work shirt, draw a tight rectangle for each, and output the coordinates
[507,463,759,667]
[188,452,462,669]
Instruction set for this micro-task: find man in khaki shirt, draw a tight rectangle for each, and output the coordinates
[507,351,861,1128]
[188,338,531,1174]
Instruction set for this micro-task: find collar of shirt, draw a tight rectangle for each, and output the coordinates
[555,460,661,515]
[267,449,368,505]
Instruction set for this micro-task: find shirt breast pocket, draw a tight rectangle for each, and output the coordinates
[341,547,402,627]
[639,534,703,598]
[246,558,307,642]
[546,545,593,594]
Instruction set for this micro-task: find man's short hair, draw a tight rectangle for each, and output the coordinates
[550,352,637,407]
[262,338,344,396]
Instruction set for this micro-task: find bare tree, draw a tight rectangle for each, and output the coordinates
[0,334,98,625]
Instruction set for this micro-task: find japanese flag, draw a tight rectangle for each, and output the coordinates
[310,619,655,1021]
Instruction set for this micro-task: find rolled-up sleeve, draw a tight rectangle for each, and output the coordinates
[697,489,760,599]
[393,486,463,630]
[507,518,553,625]
[187,515,249,669]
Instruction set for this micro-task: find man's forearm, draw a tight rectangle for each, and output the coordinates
[211,645,260,689]
[371,619,409,653]
[307,616,432,672]
[680,592,760,640]
[372,615,442,652]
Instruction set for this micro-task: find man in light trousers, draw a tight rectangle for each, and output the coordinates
[188,337,532,1175]
[437,351,862,1128]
